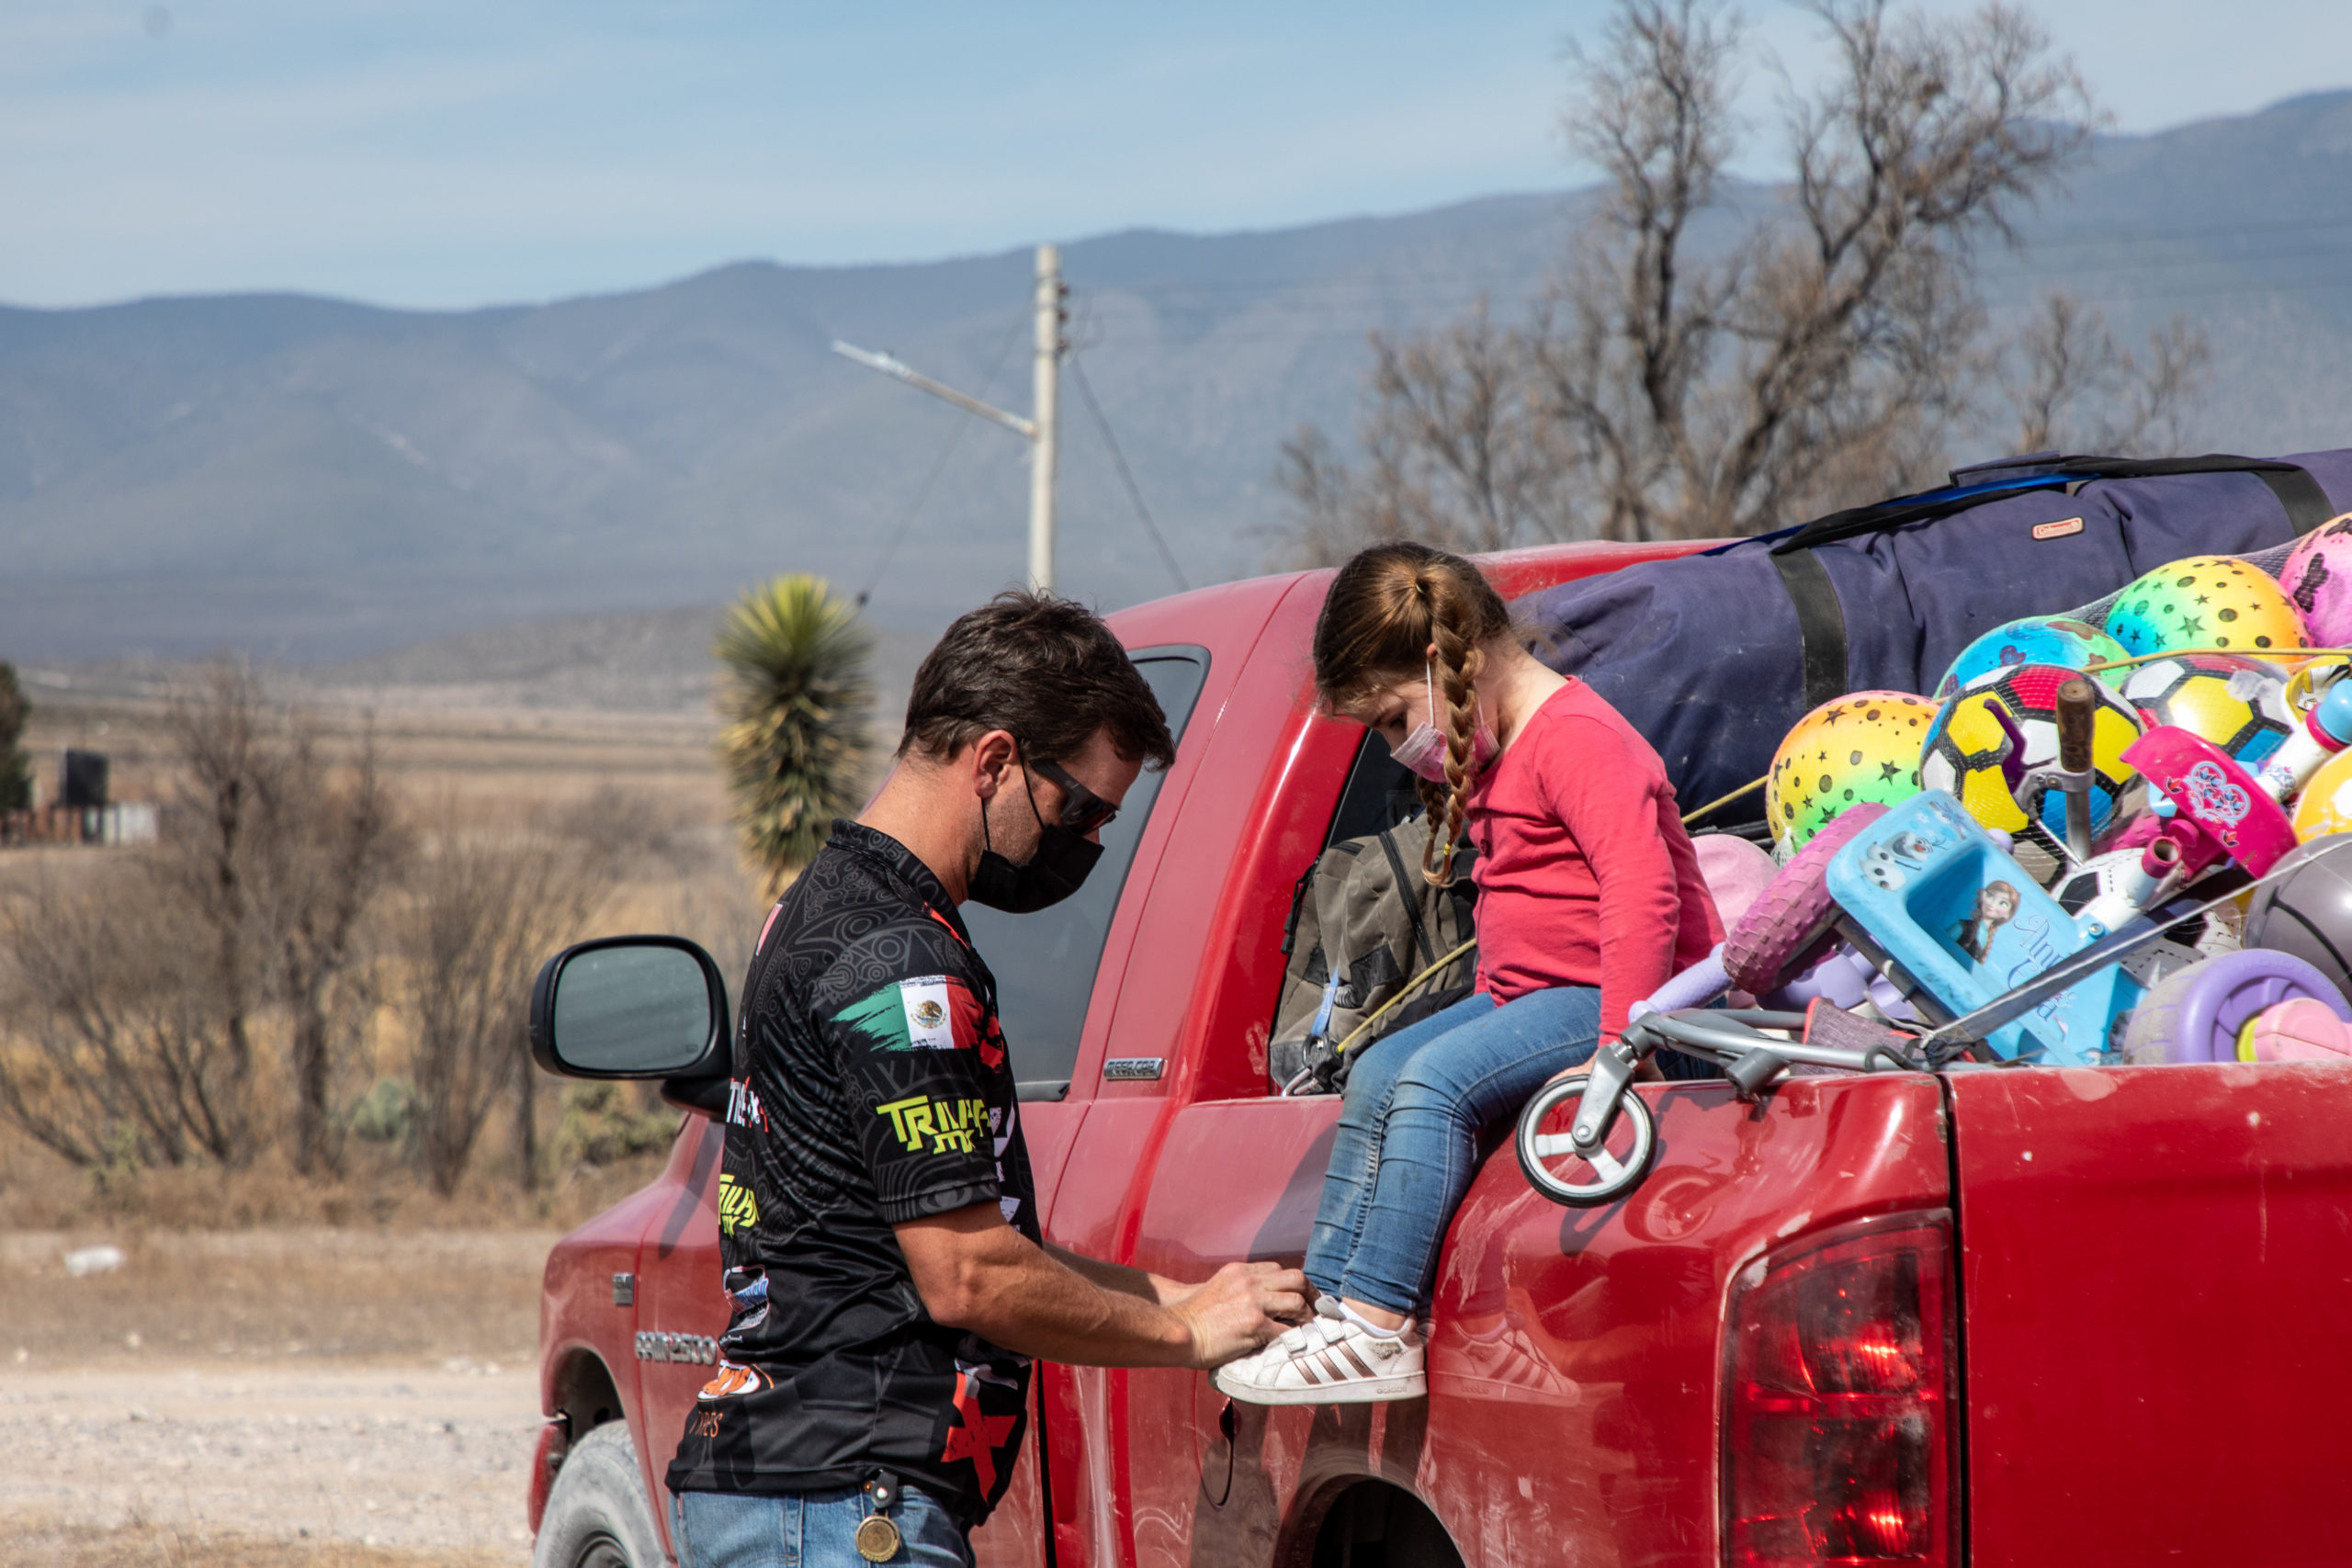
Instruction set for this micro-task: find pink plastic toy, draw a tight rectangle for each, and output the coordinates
[1692,834,1779,930]
[2241,997,2352,1063]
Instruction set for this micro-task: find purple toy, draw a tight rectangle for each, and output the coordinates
[2120,949,2351,1065]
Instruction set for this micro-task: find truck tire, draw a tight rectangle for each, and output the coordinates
[533,1422,665,1568]
[1722,804,1888,995]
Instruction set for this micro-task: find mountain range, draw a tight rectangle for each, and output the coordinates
[4,89,2351,672]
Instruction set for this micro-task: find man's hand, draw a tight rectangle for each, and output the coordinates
[1163,1260,1312,1368]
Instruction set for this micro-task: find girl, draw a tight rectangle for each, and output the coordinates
[1217,541,1721,1404]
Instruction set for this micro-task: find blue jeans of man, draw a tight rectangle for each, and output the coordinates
[1303,986,1602,1315]
[673,1484,973,1568]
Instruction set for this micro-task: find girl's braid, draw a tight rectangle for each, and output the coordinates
[1420,567,1481,887]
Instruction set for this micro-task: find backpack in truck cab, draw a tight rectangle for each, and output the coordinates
[1268,812,1478,1091]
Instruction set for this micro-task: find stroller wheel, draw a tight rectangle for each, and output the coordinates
[1515,1075,1657,1208]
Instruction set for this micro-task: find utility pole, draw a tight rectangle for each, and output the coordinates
[1028,245,1064,594]
[831,243,1069,593]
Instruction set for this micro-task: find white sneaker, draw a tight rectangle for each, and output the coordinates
[1215,1299,1425,1405]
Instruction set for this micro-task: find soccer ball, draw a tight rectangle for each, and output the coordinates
[2120,654,2295,767]
[1934,615,2129,700]
[1919,662,2143,864]
[1765,691,1936,857]
[2103,554,2309,658]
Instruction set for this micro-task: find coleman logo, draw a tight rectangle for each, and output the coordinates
[2032,516,2084,540]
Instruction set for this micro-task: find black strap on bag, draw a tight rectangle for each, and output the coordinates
[1765,454,2337,712]
[1374,827,1436,970]
[1772,454,2335,558]
[1770,547,1853,712]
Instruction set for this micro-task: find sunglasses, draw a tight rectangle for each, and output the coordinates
[1025,753,1120,835]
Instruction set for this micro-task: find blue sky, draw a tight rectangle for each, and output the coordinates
[5,0,2348,310]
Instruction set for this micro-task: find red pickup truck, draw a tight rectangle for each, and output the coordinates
[524,543,2352,1568]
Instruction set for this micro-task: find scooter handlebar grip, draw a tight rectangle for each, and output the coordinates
[1629,948,1734,1022]
[2056,677,2097,774]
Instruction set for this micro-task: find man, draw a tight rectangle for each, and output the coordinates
[667,592,1310,1567]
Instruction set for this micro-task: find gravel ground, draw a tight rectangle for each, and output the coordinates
[0,1362,541,1561]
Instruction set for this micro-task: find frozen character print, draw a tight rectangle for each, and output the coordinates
[1953,880,2018,964]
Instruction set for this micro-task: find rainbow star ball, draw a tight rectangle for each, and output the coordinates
[2280,514,2352,646]
[1935,615,2130,700]
[1918,662,2144,861]
[2102,554,2309,658]
[1765,691,1937,856]
[2120,653,2296,767]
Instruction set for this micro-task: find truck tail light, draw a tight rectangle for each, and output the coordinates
[1724,1213,1956,1567]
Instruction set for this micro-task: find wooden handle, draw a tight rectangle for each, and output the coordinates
[2056,677,2097,773]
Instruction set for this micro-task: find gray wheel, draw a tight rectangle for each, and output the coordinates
[1515,1074,1657,1207]
[534,1421,665,1568]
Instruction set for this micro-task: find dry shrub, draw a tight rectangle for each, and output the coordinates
[391,821,613,1198]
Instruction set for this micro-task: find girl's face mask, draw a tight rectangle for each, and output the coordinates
[1386,662,1497,783]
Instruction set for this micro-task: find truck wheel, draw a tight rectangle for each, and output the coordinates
[1515,1075,1656,1207]
[533,1422,665,1568]
[1723,804,1888,995]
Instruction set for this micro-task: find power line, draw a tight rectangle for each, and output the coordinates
[1066,346,1190,593]
[853,312,1028,609]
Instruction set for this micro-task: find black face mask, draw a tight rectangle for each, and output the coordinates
[969,763,1105,914]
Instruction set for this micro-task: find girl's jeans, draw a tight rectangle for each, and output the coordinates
[1302,986,1601,1315]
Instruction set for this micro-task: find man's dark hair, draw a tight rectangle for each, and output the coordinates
[899,592,1176,770]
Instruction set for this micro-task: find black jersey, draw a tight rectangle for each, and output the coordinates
[664,820,1038,1526]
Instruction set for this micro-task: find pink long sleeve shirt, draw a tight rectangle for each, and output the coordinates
[1462,679,1722,1037]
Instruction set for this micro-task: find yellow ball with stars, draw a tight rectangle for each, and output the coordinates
[2103,554,2309,658]
[1765,691,1937,857]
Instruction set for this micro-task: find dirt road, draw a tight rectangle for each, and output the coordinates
[0,1360,540,1560]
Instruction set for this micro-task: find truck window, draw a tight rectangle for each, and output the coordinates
[961,647,1209,1101]
[1325,730,1421,849]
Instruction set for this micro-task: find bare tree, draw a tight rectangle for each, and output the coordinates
[141,665,403,1171]
[1278,303,1571,559]
[395,826,612,1196]
[1278,0,2187,558]
[149,665,277,1162]
[0,861,244,1168]
[262,724,405,1177]
[2000,292,2211,455]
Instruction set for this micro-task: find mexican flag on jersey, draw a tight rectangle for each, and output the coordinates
[833,974,1003,1067]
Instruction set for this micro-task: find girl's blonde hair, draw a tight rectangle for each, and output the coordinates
[1311,541,1510,884]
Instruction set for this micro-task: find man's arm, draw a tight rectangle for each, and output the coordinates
[898,1203,1308,1368]
[1045,1242,1183,1305]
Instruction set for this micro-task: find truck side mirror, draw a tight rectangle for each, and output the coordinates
[529,936,729,1083]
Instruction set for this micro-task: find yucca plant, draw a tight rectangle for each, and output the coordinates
[716,575,876,890]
